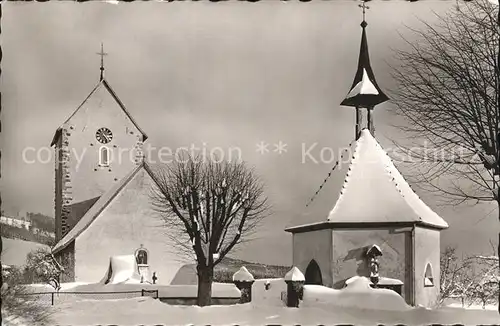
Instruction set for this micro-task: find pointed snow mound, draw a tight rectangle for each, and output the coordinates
[99,255,143,285]
[233,266,255,282]
[327,129,448,229]
[284,267,305,282]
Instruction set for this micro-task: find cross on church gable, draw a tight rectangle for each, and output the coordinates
[96,43,108,81]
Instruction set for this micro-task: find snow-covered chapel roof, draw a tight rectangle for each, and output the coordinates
[285,129,448,233]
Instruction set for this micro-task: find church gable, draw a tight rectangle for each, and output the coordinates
[52,78,148,210]
[51,79,147,147]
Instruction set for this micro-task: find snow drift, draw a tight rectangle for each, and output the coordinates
[302,276,410,311]
[252,278,287,307]
[99,255,143,285]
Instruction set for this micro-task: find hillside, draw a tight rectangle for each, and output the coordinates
[27,212,55,233]
[0,224,54,246]
[171,256,290,285]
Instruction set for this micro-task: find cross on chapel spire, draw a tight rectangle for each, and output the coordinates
[358,0,369,25]
[97,43,108,81]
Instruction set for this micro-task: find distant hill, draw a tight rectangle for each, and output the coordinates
[0,224,54,246]
[0,211,55,246]
[171,256,290,285]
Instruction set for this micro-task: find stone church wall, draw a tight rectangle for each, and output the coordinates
[54,129,73,241]
[292,229,333,287]
[413,226,440,308]
[73,168,191,284]
[57,241,76,283]
[332,228,409,295]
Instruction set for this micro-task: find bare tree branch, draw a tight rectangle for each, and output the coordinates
[147,153,270,306]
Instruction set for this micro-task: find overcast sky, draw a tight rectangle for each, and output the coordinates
[2,1,497,265]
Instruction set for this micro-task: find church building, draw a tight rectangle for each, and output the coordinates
[50,46,190,284]
[285,11,448,308]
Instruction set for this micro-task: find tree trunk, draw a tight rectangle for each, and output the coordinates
[196,266,213,307]
[496,3,500,316]
[497,196,500,314]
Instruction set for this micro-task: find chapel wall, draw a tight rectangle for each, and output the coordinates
[292,229,333,287]
[331,228,409,294]
[413,226,441,308]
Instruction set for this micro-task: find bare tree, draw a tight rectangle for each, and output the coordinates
[439,246,499,308]
[149,154,270,306]
[471,245,500,308]
[389,0,500,310]
[439,247,476,306]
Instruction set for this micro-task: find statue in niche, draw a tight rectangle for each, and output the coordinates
[366,244,382,286]
[135,245,148,265]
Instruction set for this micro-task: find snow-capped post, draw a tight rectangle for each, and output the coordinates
[232,266,255,303]
[284,266,305,308]
[366,244,382,287]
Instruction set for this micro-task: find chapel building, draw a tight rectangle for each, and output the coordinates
[285,14,448,308]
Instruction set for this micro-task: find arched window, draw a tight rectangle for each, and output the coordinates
[424,263,434,287]
[305,259,323,285]
[99,146,110,167]
[135,245,149,265]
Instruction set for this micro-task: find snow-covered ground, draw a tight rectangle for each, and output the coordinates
[26,282,88,292]
[47,296,500,326]
[35,277,499,325]
[302,277,410,311]
[445,302,497,311]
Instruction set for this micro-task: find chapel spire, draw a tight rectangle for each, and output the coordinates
[340,1,389,140]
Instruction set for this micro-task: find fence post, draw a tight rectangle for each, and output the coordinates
[141,289,145,297]
[155,290,159,299]
[232,266,255,304]
[51,292,54,306]
[284,266,305,308]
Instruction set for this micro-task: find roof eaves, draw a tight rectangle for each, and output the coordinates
[50,80,104,147]
[285,221,422,234]
[50,128,62,147]
[416,219,449,231]
[102,79,148,142]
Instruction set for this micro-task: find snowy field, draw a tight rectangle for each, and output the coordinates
[47,296,500,326]
[19,278,497,325]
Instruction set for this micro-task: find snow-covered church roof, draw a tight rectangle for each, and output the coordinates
[286,129,448,233]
